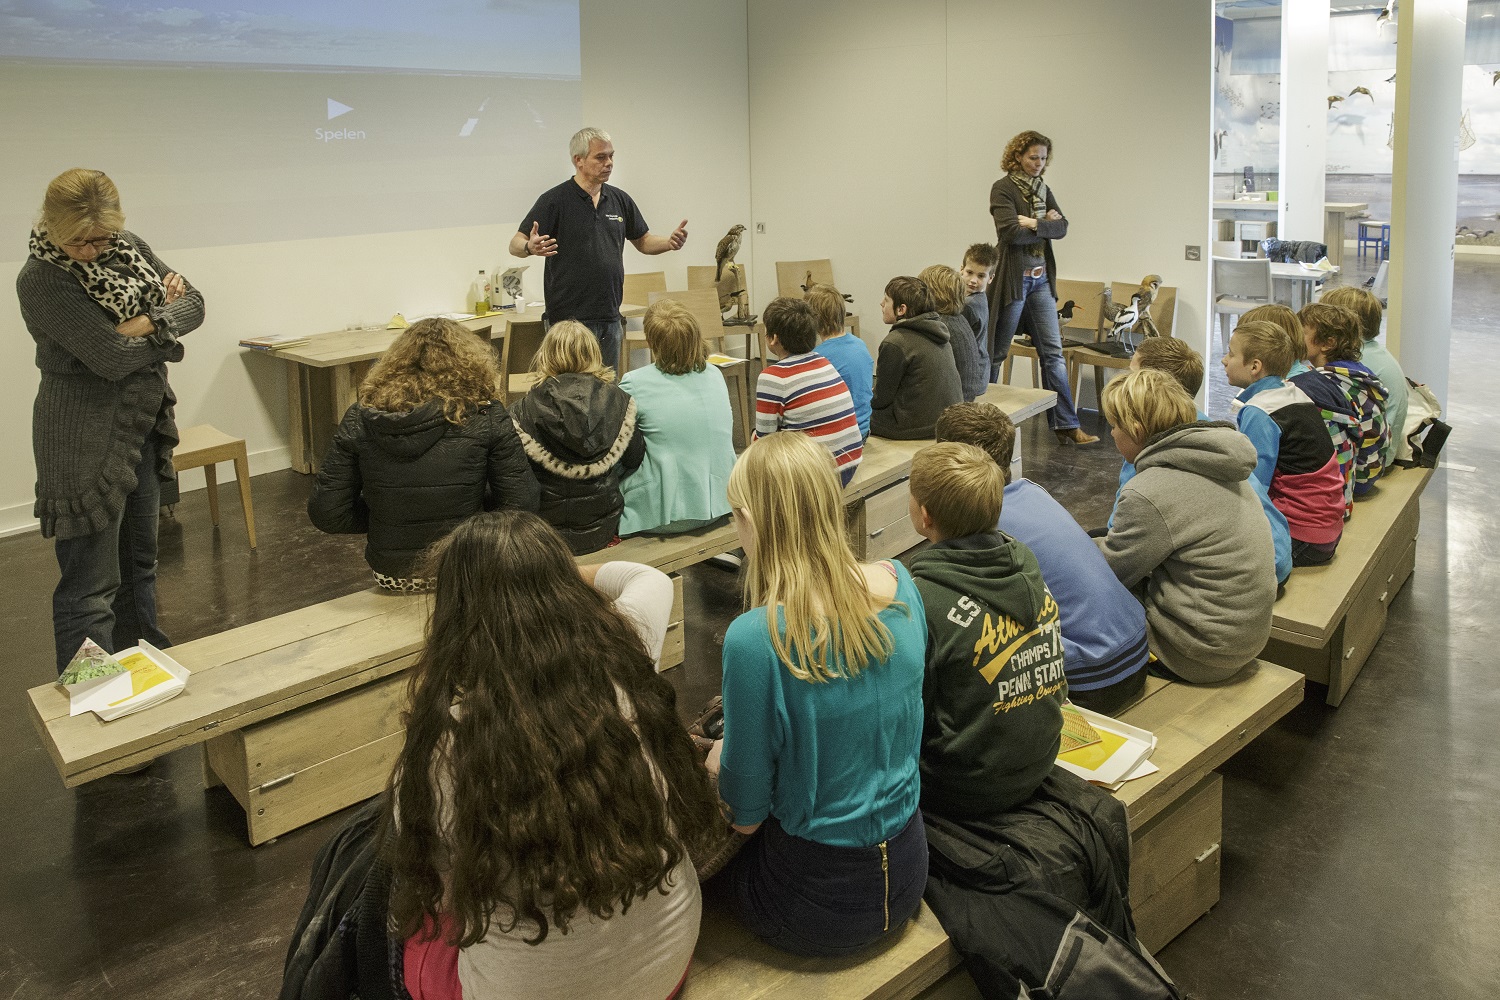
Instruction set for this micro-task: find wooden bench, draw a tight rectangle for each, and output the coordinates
[27,525,734,844]
[684,661,1305,998]
[1261,465,1433,706]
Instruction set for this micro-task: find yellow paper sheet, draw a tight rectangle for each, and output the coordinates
[1058,728,1128,772]
[108,652,174,705]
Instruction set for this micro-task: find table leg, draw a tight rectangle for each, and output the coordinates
[1324,210,1346,269]
[331,364,356,428]
[285,361,312,474]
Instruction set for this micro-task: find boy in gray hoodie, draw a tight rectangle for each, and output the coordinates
[1098,369,1276,684]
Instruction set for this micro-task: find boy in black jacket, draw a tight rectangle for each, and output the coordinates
[903,442,1067,820]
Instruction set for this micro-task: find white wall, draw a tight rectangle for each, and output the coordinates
[746,0,1213,368]
[0,0,751,538]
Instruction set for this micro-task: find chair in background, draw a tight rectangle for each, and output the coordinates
[498,317,546,403]
[619,271,668,371]
[1211,256,1273,353]
[774,258,861,339]
[1000,278,1104,389]
[172,425,257,549]
[648,288,756,449]
[1356,221,1390,261]
[1068,283,1178,413]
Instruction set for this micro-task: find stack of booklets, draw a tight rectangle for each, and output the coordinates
[58,639,190,722]
[1055,703,1158,790]
[239,332,310,351]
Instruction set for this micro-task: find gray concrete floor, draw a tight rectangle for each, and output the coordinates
[1,258,1495,999]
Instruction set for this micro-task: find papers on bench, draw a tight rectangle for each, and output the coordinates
[60,641,190,722]
[1056,704,1158,790]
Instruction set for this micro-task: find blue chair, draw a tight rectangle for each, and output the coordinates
[1357,221,1390,260]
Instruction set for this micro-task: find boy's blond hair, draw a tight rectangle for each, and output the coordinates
[1239,303,1306,362]
[1231,320,1296,377]
[910,443,1003,539]
[1101,368,1197,445]
[934,402,1016,484]
[643,300,708,376]
[918,265,966,317]
[1298,302,1363,364]
[532,320,616,383]
[804,282,848,338]
[1132,338,1204,396]
[1319,286,1383,342]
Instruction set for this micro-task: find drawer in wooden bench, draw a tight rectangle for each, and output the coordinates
[850,480,923,561]
[1130,773,1222,953]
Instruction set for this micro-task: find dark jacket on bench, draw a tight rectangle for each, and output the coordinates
[510,373,646,554]
[308,399,539,579]
[923,768,1182,1000]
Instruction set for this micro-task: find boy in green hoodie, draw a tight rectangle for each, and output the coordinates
[904,442,1067,821]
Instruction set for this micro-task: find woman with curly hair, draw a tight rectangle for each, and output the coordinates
[510,319,645,553]
[987,130,1096,444]
[389,510,722,1000]
[308,317,538,590]
[711,431,928,956]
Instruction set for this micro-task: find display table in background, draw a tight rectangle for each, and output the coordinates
[1211,200,1367,268]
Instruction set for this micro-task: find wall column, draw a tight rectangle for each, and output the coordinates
[1278,0,1330,243]
[1388,0,1465,405]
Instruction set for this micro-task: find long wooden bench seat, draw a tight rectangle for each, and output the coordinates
[1261,464,1433,706]
[684,661,1305,999]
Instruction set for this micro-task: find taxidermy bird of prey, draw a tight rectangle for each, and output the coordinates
[1327,95,1345,109]
[1349,86,1374,101]
[1057,300,1078,322]
[715,224,746,281]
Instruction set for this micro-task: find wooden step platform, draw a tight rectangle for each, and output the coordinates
[1262,465,1432,705]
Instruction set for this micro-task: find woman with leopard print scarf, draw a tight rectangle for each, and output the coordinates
[16,168,205,676]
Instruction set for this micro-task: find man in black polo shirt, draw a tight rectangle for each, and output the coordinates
[511,126,689,368]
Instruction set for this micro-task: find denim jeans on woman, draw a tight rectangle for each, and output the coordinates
[722,811,928,957]
[51,432,172,673]
[992,273,1082,431]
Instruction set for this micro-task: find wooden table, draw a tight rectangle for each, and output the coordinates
[1212,200,1367,268]
[261,305,645,474]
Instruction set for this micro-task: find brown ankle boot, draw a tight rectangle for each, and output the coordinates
[1055,427,1100,445]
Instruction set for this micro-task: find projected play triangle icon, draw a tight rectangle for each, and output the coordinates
[327,98,354,120]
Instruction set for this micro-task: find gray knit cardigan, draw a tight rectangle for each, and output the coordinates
[16,232,204,539]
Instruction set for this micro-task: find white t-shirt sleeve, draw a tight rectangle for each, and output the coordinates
[594,561,674,669]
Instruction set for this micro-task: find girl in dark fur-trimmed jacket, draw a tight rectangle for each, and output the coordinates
[510,321,645,554]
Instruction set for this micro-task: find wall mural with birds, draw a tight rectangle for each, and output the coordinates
[1214,2,1500,245]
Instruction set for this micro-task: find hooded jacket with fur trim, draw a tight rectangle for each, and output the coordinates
[509,372,645,554]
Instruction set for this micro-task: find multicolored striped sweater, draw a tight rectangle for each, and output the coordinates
[753,352,863,485]
[1231,376,1346,547]
[1290,363,1390,508]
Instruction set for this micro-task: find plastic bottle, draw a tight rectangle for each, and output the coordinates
[470,270,490,315]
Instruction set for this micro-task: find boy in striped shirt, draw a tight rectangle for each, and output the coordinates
[754,296,864,485]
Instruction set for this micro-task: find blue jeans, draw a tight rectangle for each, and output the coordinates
[52,434,171,674]
[723,812,928,957]
[546,315,623,371]
[992,273,1081,431]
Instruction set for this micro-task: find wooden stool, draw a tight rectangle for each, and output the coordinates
[172,425,257,548]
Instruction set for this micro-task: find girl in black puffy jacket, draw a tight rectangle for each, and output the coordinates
[509,320,645,554]
[308,318,539,590]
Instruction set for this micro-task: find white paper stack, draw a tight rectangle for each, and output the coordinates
[63,641,190,722]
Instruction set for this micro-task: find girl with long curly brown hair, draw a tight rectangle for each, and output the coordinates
[308,318,538,590]
[389,510,722,1000]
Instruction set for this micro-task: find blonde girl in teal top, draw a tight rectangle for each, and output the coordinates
[712,431,928,957]
[618,300,737,535]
